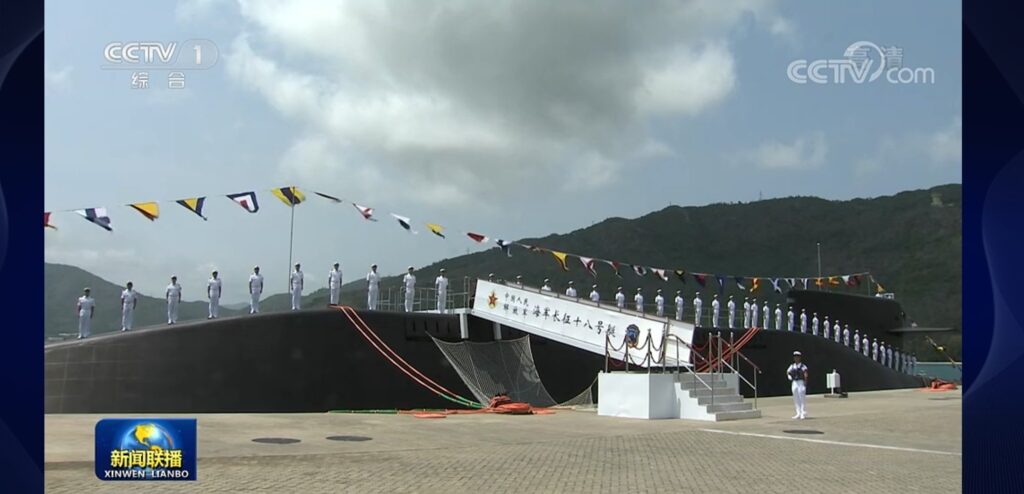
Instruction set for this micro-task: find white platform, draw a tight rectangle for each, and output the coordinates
[598,372,761,422]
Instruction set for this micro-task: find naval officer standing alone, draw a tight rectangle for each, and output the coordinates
[435,269,449,313]
[787,351,809,419]
[366,264,381,310]
[290,263,304,310]
[403,266,417,312]
[76,287,95,339]
[249,266,264,314]
[166,276,181,324]
[207,270,222,319]
[120,281,138,332]
[328,263,343,305]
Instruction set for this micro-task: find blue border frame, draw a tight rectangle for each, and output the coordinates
[0,0,43,491]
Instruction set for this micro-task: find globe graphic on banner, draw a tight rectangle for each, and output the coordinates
[119,423,175,453]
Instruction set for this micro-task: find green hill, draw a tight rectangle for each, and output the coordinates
[46,184,962,356]
[44,264,243,339]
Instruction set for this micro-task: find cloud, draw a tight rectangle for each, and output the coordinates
[222,0,787,206]
[854,116,962,176]
[44,64,73,91]
[732,132,828,170]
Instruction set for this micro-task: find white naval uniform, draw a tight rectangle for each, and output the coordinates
[366,271,381,310]
[774,308,782,331]
[787,362,808,419]
[290,270,304,310]
[833,323,841,343]
[786,310,794,331]
[843,327,851,347]
[615,292,625,309]
[823,319,830,340]
[853,332,861,352]
[166,283,181,324]
[675,296,685,321]
[120,289,137,331]
[886,347,893,368]
[566,287,578,298]
[249,273,264,314]
[328,269,343,305]
[811,316,819,336]
[590,290,600,303]
[862,337,870,357]
[403,273,416,312]
[762,303,770,329]
[751,303,759,329]
[800,312,808,333]
[742,301,751,329]
[541,283,552,292]
[634,293,644,313]
[727,299,736,329]
[711,298,720,328]
[879,344,886,364]
[207,277,222,318]
[871,341,879,361]
[694,296,704,327]
[435,276,449,313]
[655,295,665,317]
[77,296,95,338]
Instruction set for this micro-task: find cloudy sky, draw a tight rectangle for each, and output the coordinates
[45,0,961,304]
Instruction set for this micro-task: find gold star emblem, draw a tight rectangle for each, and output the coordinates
[487,291,498,308]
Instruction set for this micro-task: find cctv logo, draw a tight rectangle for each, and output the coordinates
[104,42,177,65]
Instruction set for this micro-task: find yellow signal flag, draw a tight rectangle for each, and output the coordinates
[129,202,160,221]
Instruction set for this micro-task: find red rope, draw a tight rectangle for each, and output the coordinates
[334,306,481,407]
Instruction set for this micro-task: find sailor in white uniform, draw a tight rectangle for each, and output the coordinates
[786,306,795,331]
[589,285,600,303]
[912,354,917,374]
[774,304,783,331]
[711,294,720,328]
[515,275,523,287]
[328,263,343,305]
[694,293,704,327]
[366,264,381,310]
[750,299,759,329]
[742,297,751,329]
[166,276,181,324]
[871,338,879,361]
[634,288,645,313]
[403,266,416,312]
[895,350,901,372]
[842,324,851,347]
[436,269,449,313]
[290,263,304,310]
[787,351,809,419]
[862,336,870,357]
[76,287,95,339]
[249,266,264,314]
[675,290,685,321]
[727,296,736,329]
[886,346,893,368]
[615,287,626,309]
[811,312,820,336]
[207,271,222,319]
[655,289,665,317]
[541,278,552,292]
[833,320,841,344]
[120,281,138,331]
[822,316,830,339]
[799,308,808,333]
[853,330,861,352]
[565,281,578,298]
[762,301,770,329]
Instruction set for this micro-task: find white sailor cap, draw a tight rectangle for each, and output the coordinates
[371,263,378,267]
[568,281,574,285]
[408,265,414,270]
[592,284,598,289]
[544,278,550,282]
[793,351,802,356]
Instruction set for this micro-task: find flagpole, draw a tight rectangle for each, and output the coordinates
[287,203,295,291]
[816,242,822,290]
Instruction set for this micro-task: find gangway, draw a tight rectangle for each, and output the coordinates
[464,280,695,368]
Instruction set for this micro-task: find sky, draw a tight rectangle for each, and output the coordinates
[44,0,962,304]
